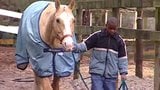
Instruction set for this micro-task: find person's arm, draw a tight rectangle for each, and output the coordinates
[73,31,99,53]
[73,42,87,53]
[118,39,128,80]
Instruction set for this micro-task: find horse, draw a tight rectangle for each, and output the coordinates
[15,0,76,90]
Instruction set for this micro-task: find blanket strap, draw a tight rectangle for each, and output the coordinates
[43,48,89,90]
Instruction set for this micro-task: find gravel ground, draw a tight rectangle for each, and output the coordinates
[0,46,154,90]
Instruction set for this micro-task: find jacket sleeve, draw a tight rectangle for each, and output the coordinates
[118,39,128,75]
[73,32,98,53]
[73,42,88,53]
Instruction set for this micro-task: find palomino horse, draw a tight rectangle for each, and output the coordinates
[15,0,75,90]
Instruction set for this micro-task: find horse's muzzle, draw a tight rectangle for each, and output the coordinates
[61,35,74,51]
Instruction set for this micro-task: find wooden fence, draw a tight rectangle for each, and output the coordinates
[75,0,160,90]
[1,0,160,89]
[0,9,20,45]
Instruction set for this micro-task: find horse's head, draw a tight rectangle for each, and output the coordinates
[50,0,75,50]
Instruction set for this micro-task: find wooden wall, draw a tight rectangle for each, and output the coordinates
[77,0,153,9]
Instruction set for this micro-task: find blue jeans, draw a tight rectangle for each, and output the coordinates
[91,74,117,90]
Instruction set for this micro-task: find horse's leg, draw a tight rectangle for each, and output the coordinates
[52,76,60,90]
[34,72,52,90]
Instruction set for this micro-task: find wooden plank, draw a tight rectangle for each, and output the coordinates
[0,9,22,19]
[0,25,18,34]
[135,8,143,78]
[154,0,160,7]
[77,0,153,9]
[0,39,16,45]
[75,26,160,41]
[154,42,160,90]
[73,8,83,80]
[143,9,155,17]
[94,1,100,9]
[14,0,35,12]
[77,0,119,9]
[121,0,149,7]
[155,7,160,31]
[154,6,160,90]
[143,0,153,7]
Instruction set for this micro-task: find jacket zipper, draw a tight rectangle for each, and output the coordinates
[103,35,110,76]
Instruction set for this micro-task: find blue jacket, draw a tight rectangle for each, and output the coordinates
[15,1,79,77]
[74,29,128,78]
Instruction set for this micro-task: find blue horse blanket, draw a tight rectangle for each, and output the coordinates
[15,1,79,77]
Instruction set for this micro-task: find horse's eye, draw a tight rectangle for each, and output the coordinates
[56,19,60,23]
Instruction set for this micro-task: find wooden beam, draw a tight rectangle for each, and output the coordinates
[0,39,16,45]
[143,9,155,17]
[77,0,153,9]
[142,0,153,7]
[135,8,143,78]
[112,8,120,90]
[154,42,160,90]
[154,0,160,7]
[112,8,120,26]
[0,9,22,19]
[154,6,160,90]
[121,0,141,8]
[155,8,160,31]
[73,9,83,80]
[75,26,160,41]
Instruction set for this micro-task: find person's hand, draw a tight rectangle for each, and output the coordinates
[121,74,127,80]
[62,42,73,52]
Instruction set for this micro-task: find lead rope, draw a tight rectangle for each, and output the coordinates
[118,80,128,90]
[71,52,89,90]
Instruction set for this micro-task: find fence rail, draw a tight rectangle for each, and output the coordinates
[75,25,160,41]
[0,9,20,45]
[0,9,21,34]
[0,9,22,19]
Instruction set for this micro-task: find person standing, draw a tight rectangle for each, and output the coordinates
[73,17,128,90]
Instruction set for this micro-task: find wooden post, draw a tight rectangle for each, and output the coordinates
[90,11,92,26]
[135,7,143,78]
[112,8,120,26]
[73,8,83,79]
[112,8,120,90]
[154,42,160,90]
[154,5,160,90]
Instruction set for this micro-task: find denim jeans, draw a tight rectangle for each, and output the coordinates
[91,74,117,90]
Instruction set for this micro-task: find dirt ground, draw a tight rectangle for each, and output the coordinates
[0,46,154,90]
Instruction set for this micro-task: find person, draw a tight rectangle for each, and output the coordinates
[73,17,128,90]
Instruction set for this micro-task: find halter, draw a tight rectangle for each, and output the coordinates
[60,34,73,42]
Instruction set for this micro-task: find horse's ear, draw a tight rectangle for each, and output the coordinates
[68,0,75,10]
[55,0,60,10]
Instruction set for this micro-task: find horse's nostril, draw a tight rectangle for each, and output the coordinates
[64,42,67,46]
